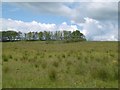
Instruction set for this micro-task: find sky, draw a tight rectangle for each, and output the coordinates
[1,0,119,41]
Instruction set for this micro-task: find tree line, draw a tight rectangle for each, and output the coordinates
[0,30,86,42]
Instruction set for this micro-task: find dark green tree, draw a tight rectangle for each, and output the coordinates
[2,31,19,41]
[28,32,33,40]
[44,31,51,40]
[38,32,43,40]
[63,31,71,40]
[71,30,86,41]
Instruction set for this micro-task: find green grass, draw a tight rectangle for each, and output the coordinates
[2,41,118,88]
[0,42,2,89]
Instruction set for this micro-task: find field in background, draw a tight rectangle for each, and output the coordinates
[2,41,118,88]
[0,43,2,89]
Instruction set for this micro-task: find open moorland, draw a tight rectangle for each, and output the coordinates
[2,41,118,88]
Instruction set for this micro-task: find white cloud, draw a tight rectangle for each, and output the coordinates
[58,22,78,31]
[1,18,78,33]
[2,18,57,32]
[70,2,118,23]
[0,18,2,30]
[80,17,118,41]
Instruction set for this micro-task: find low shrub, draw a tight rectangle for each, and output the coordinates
[9,55,13,59]
[62,54,65,58]
[49,69,57,81]
[34,64,39,68]
[48,55,52,58]
[3,66,9,73]
[53,61,59,67]
[41,61,47,69]
[77,56,81,60]
[3,55,8,62]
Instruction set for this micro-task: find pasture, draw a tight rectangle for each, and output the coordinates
[2,41,118,88]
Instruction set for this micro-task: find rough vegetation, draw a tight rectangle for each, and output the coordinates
[2,41,118,88]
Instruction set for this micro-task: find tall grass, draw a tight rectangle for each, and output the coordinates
[2,41,118,88]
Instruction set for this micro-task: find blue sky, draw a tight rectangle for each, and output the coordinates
[2,2,71,24]
[1,2,118,41]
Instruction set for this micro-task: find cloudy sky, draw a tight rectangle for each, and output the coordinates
[1,0,119,41]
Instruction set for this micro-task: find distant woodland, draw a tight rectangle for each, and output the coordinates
[0,30,86,42]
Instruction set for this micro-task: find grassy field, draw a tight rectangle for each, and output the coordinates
[2,41,118,88]
[0,42,2,89]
